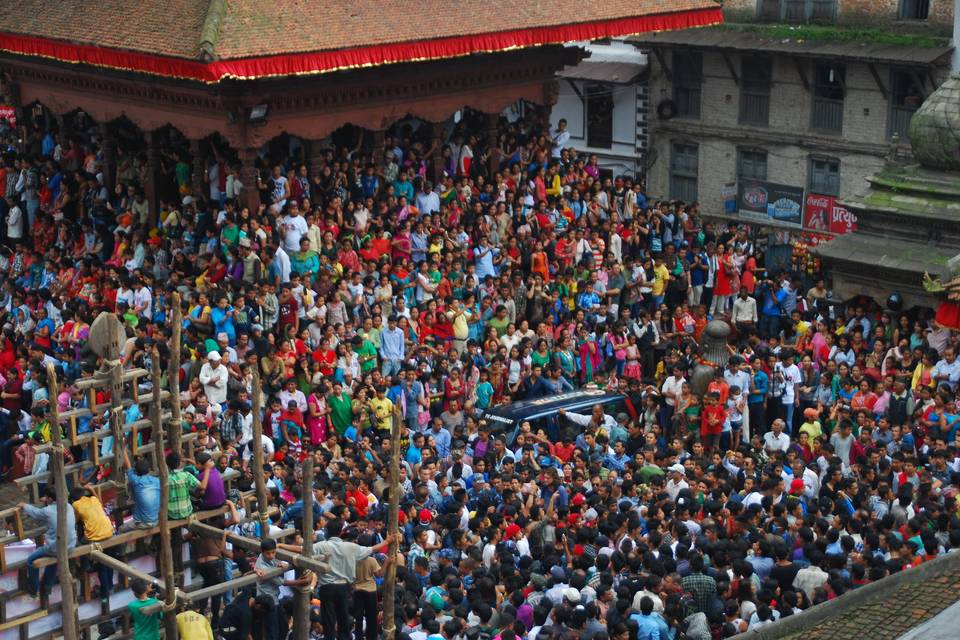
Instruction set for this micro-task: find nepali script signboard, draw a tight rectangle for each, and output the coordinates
[803,193,857,235]
[737,180,804,228]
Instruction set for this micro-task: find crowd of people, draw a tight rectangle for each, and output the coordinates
[1,106,960,640]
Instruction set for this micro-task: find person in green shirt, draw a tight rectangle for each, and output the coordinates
[166,452,200,520]
[488,305,510,334]
[328,383,353,436]
[354,335,378,374]
[128,578,161,640]
[290,237,320,282]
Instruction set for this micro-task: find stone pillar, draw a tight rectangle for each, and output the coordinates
[100,122,117,193]
[189,138,205,197]
[145,129,162,225]
[485,112,500,148]
[238,147,261,213]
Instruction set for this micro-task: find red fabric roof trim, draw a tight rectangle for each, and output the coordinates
[0,7,722,83]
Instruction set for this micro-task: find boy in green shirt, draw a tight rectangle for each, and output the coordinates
[128,578,160,640]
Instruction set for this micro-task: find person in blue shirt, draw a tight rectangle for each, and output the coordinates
[758,279,787,338]
[748,356,769,438]
[630,596,672,640]
[603,440,631,472]
[120,449,160,530]
[405,432,424,465]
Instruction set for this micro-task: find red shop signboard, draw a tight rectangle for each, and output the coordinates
[804,193,857,235]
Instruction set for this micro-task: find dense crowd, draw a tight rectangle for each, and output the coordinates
[1,107,960,640]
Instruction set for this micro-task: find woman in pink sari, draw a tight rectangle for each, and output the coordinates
[306,384,329,443]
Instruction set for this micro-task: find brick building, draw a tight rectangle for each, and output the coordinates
[631,0,955,227]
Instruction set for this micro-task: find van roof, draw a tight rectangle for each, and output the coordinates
[482,389,625,423]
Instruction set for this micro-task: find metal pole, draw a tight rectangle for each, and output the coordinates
[382,410,402,640]
[45,363,79,638]
[292,456,315,640]
[152,348,179,639]
[168,292,183,454]
[250,366,270,539]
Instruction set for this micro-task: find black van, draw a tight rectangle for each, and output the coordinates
[480,389,627,445]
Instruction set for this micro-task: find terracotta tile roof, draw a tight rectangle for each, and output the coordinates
[0,0,209,59]
[0,0,718,61]
[214,0,718,59]
[0,0,722,81]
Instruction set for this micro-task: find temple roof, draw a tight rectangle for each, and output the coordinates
[0,0,722,83]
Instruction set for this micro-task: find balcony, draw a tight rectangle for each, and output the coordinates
[811,98,843,133]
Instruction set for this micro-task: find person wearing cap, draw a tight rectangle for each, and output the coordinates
[665,463,689,501]
[199,349,228,407]
[545,565,570,606]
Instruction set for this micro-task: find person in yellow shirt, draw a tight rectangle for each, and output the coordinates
[369,385,395,434]
[70,483,116,597]
[445,298,472,355]
[651,256,671,306]
[176,603,215,639]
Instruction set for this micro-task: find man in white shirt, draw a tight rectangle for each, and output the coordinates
[776,351,802,433]
[281,205,309,253]
[551,119,570,159]
[731,289,758,329]
[661,366,686,427]
[763,419,791,455]
[198,351,228,407]
[932,347,960,391]
[665,464,689,501]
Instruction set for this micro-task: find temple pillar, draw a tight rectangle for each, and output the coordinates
[485,112,500,148]
[307,139,326,181]
[238,147,261,213]
[189,138,205,197]
[100,122,117,193]
[145,129,162,225]
[540,79,560,136]
[371,128,386,164]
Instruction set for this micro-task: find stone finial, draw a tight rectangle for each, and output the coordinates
[908,73,960,171]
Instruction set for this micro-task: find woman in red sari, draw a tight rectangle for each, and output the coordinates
[711,243,738,317]
[312,337,337,378]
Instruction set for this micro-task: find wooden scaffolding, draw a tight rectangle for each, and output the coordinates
[0,302,328,639]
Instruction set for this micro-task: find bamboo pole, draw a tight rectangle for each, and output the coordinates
[187,521,329,573]
[152,347,179,639]
[292,456,315,640]
[382,409,402,640]
[45,363,79,638]
[250,366,270,539]
[168,293,183,454]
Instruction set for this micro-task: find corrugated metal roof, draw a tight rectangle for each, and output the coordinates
[558,60,645,84]
[629,28,954,65]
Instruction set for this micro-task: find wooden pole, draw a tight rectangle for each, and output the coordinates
[168,292,183,454]
[109,359,124,486]
[382,410,402,640]
[250,366,270,539]
[292,456,315,640]
[152,347,179,639]
[45,363,79,638]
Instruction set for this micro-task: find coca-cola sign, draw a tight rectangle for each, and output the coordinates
[804,193,856,235]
